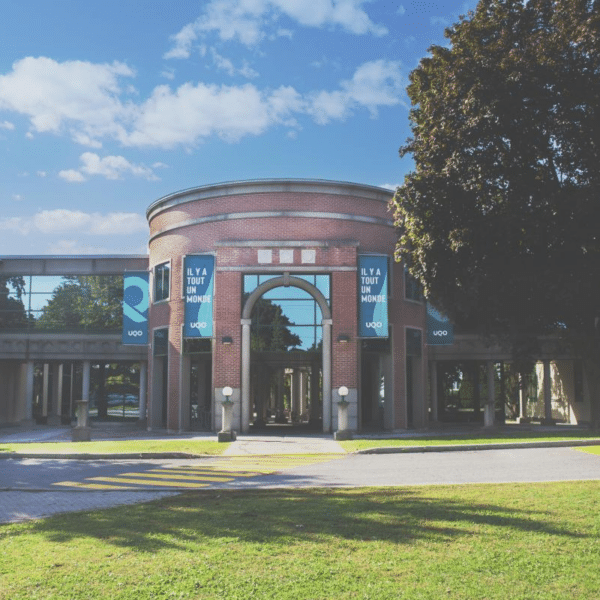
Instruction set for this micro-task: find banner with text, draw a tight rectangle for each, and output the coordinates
[358,255,389,338]
[184,255,214,338]
[426,303,454,345]
[122,272,149,345]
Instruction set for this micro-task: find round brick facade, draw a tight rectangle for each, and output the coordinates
[145,179,427,433]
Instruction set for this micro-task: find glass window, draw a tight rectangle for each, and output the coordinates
[243,273,329,352]
[406,328,422,357]
[153,328,169,356]
[0,275,123,333]
[404,266,423,302]
[154,262,170,302]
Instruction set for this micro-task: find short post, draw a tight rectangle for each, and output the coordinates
[72,400,91,442]
[218,386,237,442]
[334,385,353,441]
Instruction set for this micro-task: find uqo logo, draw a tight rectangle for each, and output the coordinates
[190,321,208,330]
[432,330,448,336]
[128,330,144,337]
[366,321,383,329]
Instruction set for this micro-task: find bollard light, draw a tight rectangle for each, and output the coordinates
[338,386,349,402]
[222,386,233,401]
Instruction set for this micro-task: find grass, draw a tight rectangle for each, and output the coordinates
[1,482,600,599]
[0,439,228,456]
[339,430,600,452]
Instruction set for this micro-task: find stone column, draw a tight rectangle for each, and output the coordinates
[139,361,147,424]
[48,363,63,426]
[73,360,92,441]
[22,361,35,424]
[322,318,332,433]
[429,360,438,423]
[484,360,496,428]
[542,360,555,425]
[42,363,49,419]
[241,318,251,432]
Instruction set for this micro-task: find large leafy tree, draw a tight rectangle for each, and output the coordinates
[392,0,600,421]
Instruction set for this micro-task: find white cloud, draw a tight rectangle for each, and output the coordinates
[164,0,387,55]
[12,194,23,201]
[397,5,406,15]
[0,217,30,234]
[379,183,400,191]
[0,55,405,150]
[0,56,134,146]
[58,169,86,183]
[0,120,15,130]
[307,59,405,124]
[29,209,147,235]
[59,152,159,181]
[37,171,47,177]
[123,82,300,147]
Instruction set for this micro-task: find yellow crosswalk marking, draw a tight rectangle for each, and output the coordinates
[88,477,210,488]
[53,481,133,490]
[50,453,346,490]
[119,471,234,482]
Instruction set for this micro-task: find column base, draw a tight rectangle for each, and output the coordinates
[334,429,353,441]
[218,430,236,442]
[72,426,91,442]
[541,418,556,426]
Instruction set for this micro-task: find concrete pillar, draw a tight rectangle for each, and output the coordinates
[139,361,147,423]
[430,360,438,422]
[241,318,251,432]
[291,369,301,421]
[518,372,529,423]
[72,360,92,441]
[322,318,332,433]
[542,360,555,425]
[48,363,63,425]
[42,363,49,418]
[22,360,35,424]
[484,360,496,428]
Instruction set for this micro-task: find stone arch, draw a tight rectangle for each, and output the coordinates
[240,273,332,433]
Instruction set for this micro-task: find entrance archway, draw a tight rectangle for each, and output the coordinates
[241,273,332,433]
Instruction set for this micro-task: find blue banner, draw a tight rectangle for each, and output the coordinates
[184,255,214,338]
[426,303,454,345]
[122,272,149,345]
[358,255,389,338]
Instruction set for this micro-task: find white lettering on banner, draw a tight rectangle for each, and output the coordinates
[366,322,383,329]
[361,295,386,303]
[128,330,143,337]
[433,330,448,336]
[190,322,208,330]
[186,295,211,303]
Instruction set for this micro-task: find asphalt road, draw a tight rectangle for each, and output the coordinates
[1,446,600,523]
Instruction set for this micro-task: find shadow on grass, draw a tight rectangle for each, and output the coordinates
[3,482,595,553]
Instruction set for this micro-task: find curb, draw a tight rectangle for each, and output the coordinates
[354,439,600,454]
[2,439,599,459]
[0,452,216,460]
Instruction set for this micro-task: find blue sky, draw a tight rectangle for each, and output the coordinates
[0,0,475,256]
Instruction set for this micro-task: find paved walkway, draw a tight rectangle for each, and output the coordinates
[224,434,345,455]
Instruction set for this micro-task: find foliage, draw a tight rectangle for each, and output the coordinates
[392,0,600,419]
[0,276,28,329]
[249,296,302,351]
[36,276,123,332]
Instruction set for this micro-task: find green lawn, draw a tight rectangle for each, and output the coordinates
[1,482,599,599]
[0,439,228,456]
[340,430,600,452]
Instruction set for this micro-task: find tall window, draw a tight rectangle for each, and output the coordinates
[404,266,423,302]
[154,262,170,302]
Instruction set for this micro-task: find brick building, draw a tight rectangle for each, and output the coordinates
[0,179,592,432]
